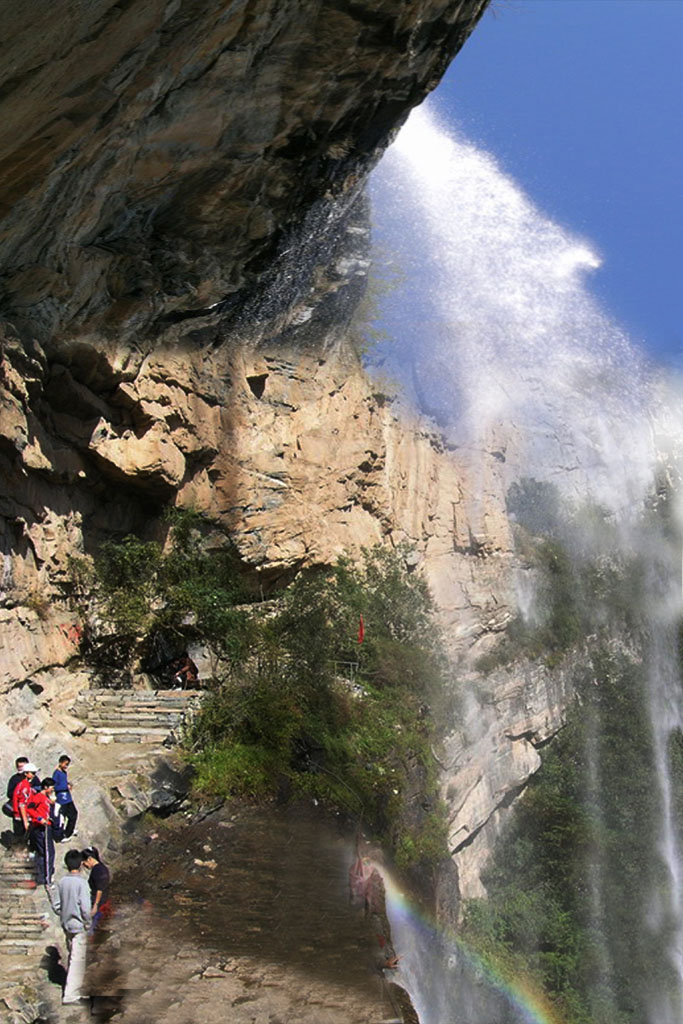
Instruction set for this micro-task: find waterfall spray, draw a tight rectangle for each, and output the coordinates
[370,104,656,514]
[369,103,683,1023]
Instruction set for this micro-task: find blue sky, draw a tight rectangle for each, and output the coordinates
[433,0,683,368]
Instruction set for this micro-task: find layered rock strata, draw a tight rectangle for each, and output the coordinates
[0,311,516,690]
[2,300,552,899]
[0,0,487,344]
[0,0,577,910]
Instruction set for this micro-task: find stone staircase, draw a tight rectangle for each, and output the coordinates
[0,691,200,1021]
[70,689,203,745]
[0,850,49,955]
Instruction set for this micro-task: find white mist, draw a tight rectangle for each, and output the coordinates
[369,102,683,1023]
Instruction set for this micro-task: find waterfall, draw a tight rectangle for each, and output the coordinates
[369,105,657,515]
[646,570,683,1024]
[369,104,683,1022]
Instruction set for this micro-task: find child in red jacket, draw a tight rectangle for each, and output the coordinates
[26,777,57,886]
[11,762,39,840]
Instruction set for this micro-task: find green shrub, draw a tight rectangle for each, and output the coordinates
[73,508,252,675]
[75,523,453,865]
[192,742,281,801]
[395,810,449,869]
[186,545,451,862]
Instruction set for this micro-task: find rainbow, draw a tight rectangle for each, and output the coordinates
[381,870,568,1024]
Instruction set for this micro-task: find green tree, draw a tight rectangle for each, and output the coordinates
[189,545,451,864]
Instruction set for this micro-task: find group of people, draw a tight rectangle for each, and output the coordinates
[4,754,79,885]
[3,754,112,1005]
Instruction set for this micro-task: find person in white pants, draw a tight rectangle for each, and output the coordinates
[49,848,92,1004]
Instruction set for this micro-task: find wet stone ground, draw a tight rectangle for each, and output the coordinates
[91,803,408,1024]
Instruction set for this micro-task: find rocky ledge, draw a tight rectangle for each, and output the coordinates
[0,0,575,922]
[0,0,487,346]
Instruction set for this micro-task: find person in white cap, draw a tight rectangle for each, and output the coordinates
[11,762,39,841]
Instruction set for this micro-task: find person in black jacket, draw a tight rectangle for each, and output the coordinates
[81,847,112,932]
[6,757,41,799]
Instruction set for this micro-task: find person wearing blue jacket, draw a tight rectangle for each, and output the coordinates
[53,755,78,841]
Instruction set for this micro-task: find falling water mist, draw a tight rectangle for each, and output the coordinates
[368,104,683,1023]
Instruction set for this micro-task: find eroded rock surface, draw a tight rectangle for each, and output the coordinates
[0,0,487,343]
[0,0,577,917]
[1,318,517,679]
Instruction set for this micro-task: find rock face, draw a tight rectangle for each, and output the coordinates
[1,285,551,897]
[0,304,516,676]
[0,0,487,344]
[442,657,577,898]
[0,0,576,910]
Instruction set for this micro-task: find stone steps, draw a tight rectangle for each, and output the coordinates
[74,689,202,703]
[87,708,186,717]
[0,939,44,953]
[0,852,51,948]
[2,863,37,884]
[70,688,203,746]
[84,711,184,723]
[95,728,176,744]
[0,867,35,885]
[86,717,182,730]
[4,923,46,938]
[76,700,199,711]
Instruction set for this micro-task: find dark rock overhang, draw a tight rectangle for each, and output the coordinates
[0,0,488,347]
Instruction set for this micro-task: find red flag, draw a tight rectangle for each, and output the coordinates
[358,614,365,644]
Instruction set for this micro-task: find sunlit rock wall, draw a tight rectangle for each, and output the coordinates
[0,0,574,903]
[1,0,490,686]
[0,307,516,690]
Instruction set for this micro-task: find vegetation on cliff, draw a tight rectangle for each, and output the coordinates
[187,544,451,868]
[463,479,683,1024]
[69,509,252,678]
[71,516,451,868]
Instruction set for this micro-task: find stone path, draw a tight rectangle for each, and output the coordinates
[0,687,202,1023]
[1,852,47,954]
[106,804,412,1024]
[70,689,203,745]
[0,846,63,1023]
[0,687,417,1023]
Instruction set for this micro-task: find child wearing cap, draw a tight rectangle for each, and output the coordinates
[11,763,39,841]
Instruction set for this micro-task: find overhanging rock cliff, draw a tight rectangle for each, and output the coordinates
[1,0,494,686]
[0,0,487,344]
[0,0,574,906]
